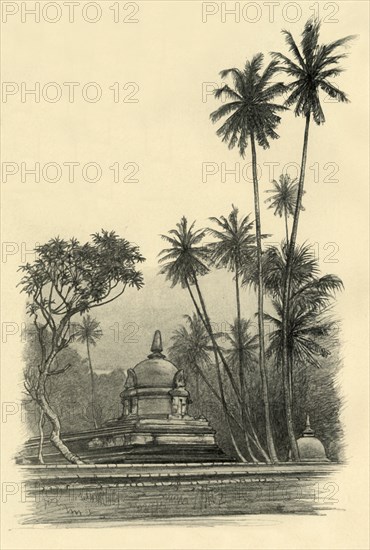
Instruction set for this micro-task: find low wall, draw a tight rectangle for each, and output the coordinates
[20,462,341,524]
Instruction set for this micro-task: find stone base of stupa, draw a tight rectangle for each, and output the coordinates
[20,416,233,464]
[19,331,234,465]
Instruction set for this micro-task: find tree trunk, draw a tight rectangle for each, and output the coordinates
[188,277,270,462]
[244,433,258,463]
[250,133,278,463]
[193,357,267,463]
[192,277,241,401]
[38,409,45,465]
[185,280,249,462]
[36,371,84,464]
[86,341,98,429]
[288,353,293,405]
[284,210,289,244]
[281,113,311,461]
[193,360,243,430]
[235,270,258,463]
[235,269,245,404]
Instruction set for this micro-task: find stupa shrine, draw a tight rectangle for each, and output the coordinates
[22,330,230,463]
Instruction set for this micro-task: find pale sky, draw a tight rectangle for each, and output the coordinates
[2,1,368,375]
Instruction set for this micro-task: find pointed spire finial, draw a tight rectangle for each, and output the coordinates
[151,330,162,353]
[303,413,314,437]
[148,330,165,359]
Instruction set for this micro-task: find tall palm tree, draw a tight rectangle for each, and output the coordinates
[207,207,255,405]
[210,54,287,462]
[159,218,258,462]
[74,315,103,429]
[207,207,265,459]
[158,216,240,401]
[271,18,353,459]
[265,174,302,243]
[262,243,343,439]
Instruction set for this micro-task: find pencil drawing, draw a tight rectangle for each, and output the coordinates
[17,17,354,525]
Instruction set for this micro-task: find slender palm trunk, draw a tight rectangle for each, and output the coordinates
[216,360,248,463]
[36,369,84,464]
[250,133,278,463]
[185,280,248,462]
[235,269,258,463]
[234,273,269,462]
[288,353,293,405]
[235,269,245,400]
[193,360,242,430]
[284,210,289,244]
[191,277,270,462]
[86,341,98,429]
[192,277,241,400]
[282,113,311,461]
[192,357,262,462]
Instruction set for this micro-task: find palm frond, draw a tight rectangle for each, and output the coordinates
[273,18,353,124]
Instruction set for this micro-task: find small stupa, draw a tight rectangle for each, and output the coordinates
[296,415,329,462]
[22,330,232,463]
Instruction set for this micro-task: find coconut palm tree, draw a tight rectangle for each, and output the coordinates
[210,54,287,462]
[265,174,302,243]
[262,243,343,433]
[271,18,354,459]
[207,206,255,413]
[158,216,240,401]
[207,207,269,460]
[265,281,342,413]
[74,315,103,428]
[159,218,262,462]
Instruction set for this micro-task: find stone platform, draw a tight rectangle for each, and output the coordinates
[20,418,232,464]
[19,462,341,524]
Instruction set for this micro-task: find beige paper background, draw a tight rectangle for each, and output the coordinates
[1,0,369,548]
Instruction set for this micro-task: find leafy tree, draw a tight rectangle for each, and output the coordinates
[18,230,144,463]
[265,173,302,243]
[74,315,103,429]
[271,18,353,459]
[211,54,287,462]
[23,327,85,463]
[23,326,126,464]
